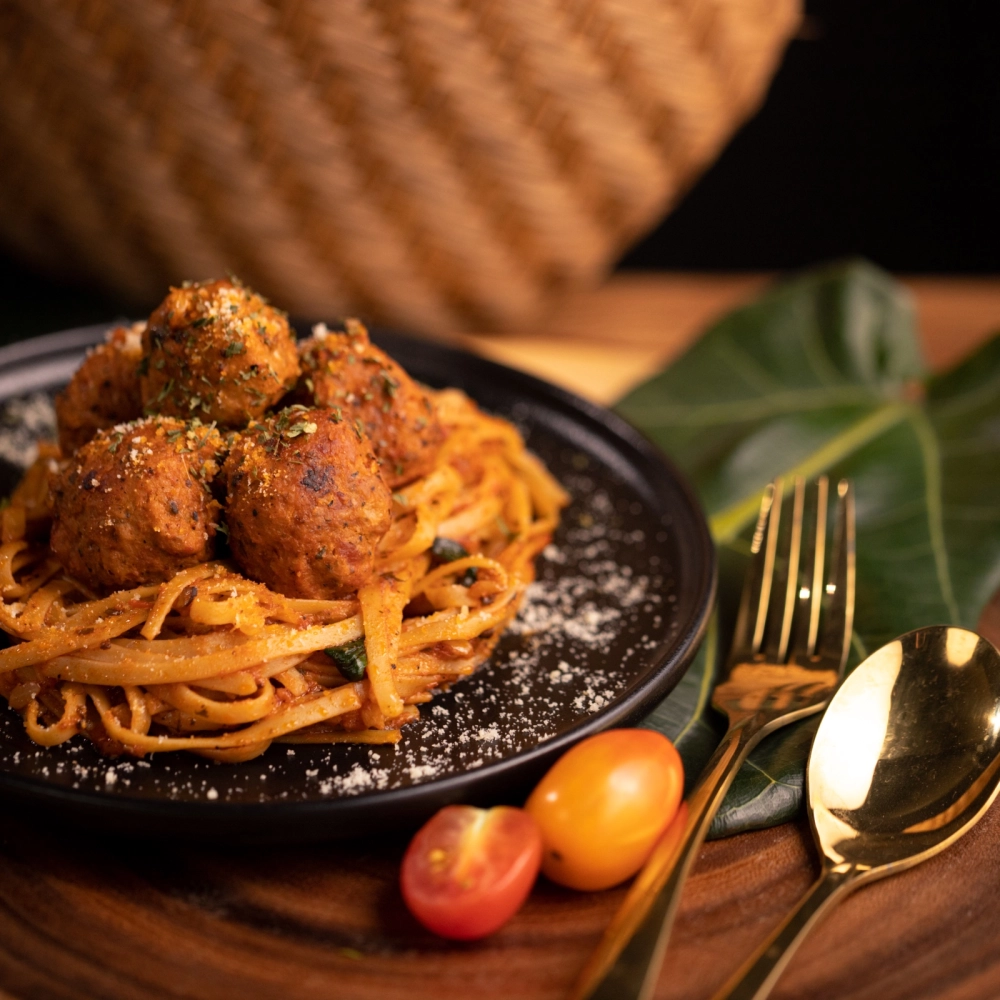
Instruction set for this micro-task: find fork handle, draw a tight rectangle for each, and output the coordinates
[710,862,858,1000]
[571,720,762,1000]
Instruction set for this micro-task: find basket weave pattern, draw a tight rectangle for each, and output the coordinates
[0,0,798,334]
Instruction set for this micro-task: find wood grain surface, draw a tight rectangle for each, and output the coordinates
[2,274,1000,1000]
[2,773,999,1000]
[460,272,1000,404]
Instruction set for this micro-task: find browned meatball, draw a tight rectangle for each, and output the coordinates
[140,278,300,428]
[222,406,392,598]
[49,417,226,592]
[293,320,445,488]
[55,323,144,454]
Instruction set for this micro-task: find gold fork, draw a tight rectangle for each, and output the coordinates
[571,475,856,1000]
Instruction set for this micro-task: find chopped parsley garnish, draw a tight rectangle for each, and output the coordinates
[148,378,174,409]
[251,407,318,455]
[431,537,469,563]
[324,637,368,680]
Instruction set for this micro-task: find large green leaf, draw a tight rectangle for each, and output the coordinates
[623,260,1000,837]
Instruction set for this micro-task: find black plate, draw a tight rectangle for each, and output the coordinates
[0,324,715,841]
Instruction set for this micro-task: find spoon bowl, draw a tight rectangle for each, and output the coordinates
[810,625,1000,872]
[715,625,1000,1000]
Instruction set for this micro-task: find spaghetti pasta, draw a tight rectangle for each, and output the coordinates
[0,384,568,762]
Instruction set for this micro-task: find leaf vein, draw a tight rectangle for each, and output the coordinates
[907,410,961,623]
[743,758,799,788]
[621,386,883,428]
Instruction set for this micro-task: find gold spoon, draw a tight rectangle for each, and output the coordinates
[713,625,1000,1000]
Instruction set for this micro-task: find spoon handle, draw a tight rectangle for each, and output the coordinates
[711,863,858,1000]
[570,722,759,1000]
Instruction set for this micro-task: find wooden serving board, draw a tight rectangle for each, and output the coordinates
[2,274,1000,1000]
[1,759,999,1000]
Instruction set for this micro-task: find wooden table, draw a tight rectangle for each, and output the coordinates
[3,274,1000,1000]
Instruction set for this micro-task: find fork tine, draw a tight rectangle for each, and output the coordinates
[806,476,829,657]
[776,477,806,662]
[751,479,783,657]
[786,476,828,666]
[815,479,856,671]
[727,481,779,667]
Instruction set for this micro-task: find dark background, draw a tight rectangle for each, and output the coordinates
[1,0,997,340]
[619,0,1000,274]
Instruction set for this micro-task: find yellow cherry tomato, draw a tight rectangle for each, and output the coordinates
[525,729,684,891]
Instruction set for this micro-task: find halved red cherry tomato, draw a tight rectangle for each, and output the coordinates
[526,729,684,891]
[400,805,542,940]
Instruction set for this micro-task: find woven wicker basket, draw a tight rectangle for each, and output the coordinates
[0,0,798,335]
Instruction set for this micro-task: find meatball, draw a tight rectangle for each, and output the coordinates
[55,323,144,454]
[222,406,392,598]
[140,278,300,428]
[293,319,444,488]
[49,417,227,592]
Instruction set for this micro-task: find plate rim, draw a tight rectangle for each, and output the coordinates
[0,322,716,839]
